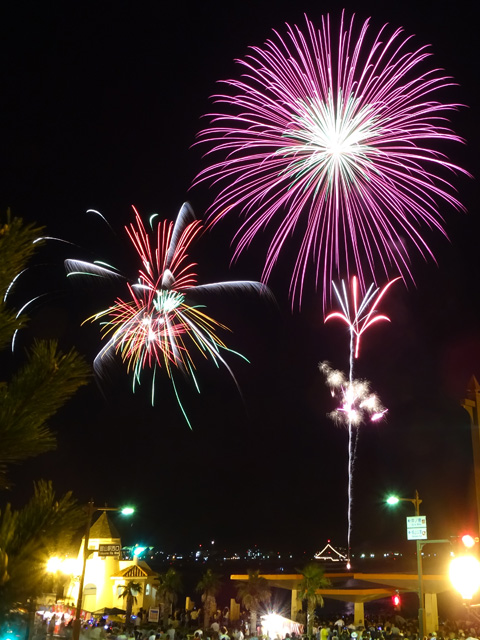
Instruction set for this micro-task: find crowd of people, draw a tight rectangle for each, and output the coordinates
[25,609,480,640]
[312,615,480,640]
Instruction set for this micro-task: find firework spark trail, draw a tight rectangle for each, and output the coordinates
[66,203,271,428]
[323,276,398,562]
[194,12,469,307]
[319,361,387,564]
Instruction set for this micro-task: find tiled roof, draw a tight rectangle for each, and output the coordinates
[88,511,121,540]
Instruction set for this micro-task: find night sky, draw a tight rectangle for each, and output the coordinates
[1,0,479,556]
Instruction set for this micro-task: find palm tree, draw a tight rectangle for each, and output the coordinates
[296,563,330,638]
[196,569,222,630]
[0,481,85,627]
[236,570,271,637]
[0,210,90,489]
[0,212,89,632]
[157,568,182,627]
[118,580,143,625]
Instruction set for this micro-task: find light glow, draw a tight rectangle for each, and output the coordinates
[46,556,62,573]
[133,546,146,556]
[450,556,480,599]
[461,534,476,548]
[46,556,80,575]
[261,613,303,639]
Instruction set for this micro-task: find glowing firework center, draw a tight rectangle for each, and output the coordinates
[281,94,379,186]
[153,289,184,316]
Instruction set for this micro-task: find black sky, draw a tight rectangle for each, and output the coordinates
[1,0,479,556]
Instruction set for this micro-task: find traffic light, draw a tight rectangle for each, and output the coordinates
[392,592,401,610]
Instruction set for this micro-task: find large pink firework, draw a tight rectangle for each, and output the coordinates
[194,13,468,306]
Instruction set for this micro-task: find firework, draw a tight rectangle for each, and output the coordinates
[194,13,468,306]
[66,203,269,428]
[320,358,387,565]
[321,275,398,563]
[319,361,387,426]
[325,276,401,359]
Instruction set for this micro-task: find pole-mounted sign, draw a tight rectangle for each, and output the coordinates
[406,515,427,540]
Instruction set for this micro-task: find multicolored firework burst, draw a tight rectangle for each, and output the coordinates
[65,203,269,428]
[194,13,468,306]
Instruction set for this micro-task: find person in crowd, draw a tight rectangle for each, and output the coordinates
[320,624,330,640]
[117,628,128,640]
[219,627,229,640]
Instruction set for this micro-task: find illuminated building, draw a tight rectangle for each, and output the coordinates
[64,512,158,616]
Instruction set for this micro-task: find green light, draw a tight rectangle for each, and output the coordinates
[121,507,135,515]
[133,546,146,557]
[386,496,400,505]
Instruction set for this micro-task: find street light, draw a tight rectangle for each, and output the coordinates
[386,490,425,639]
[72,501,134,640]
[46,556,63,574]
[386,491,422,514]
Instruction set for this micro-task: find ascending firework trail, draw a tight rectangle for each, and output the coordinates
[321,276,400,563]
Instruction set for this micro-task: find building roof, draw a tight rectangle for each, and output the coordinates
[88,511,121,540]
[314,542,348,561]
[111,561,158,579]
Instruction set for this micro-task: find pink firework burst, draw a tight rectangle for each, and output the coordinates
[194,12,469,306]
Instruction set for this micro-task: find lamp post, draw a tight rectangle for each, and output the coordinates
[72,501,134,640]
[386,490,425,639]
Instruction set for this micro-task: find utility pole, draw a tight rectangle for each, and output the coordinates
[413,491,425,640]
[387,490,425,639]
[461,375,480,536]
